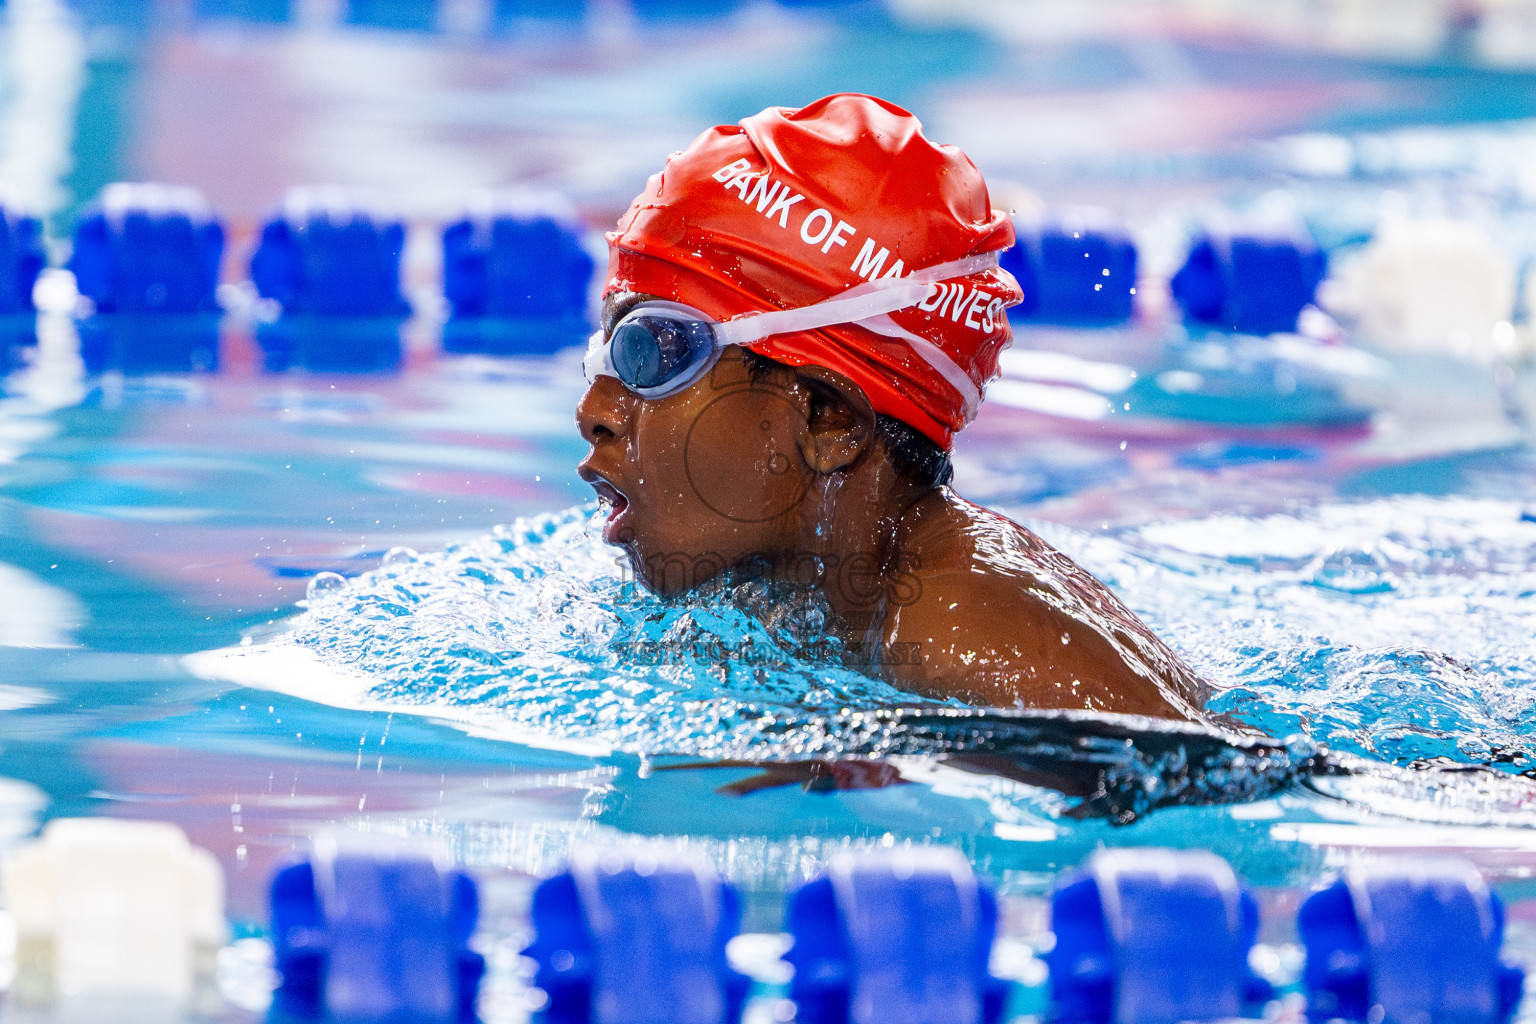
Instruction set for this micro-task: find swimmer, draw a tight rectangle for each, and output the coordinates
[576,94,1207,720]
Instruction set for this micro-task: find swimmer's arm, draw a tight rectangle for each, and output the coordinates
[880,568,1198,718]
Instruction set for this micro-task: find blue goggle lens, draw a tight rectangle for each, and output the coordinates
[610,314,717,392]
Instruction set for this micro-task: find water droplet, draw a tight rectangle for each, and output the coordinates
[383,546,418,566]
[307,571,347,600]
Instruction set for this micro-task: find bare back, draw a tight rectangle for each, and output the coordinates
[877,491,1209,719]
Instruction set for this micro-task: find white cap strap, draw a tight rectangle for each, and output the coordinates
[857,313,984,422]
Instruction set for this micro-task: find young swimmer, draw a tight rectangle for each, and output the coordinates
[576,94,1208,720]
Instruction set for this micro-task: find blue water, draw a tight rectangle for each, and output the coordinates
[279,491,1536,775]
[0,308,1526,943]
[0,301,1530,1024]
[1074,494,1536,768]
[4,5,1536,1018]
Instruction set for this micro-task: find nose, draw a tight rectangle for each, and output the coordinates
[576,375,636,445]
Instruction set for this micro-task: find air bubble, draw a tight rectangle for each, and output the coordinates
[383,546,418,566]
[306,571,347,600]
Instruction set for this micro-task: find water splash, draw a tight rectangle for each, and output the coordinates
[1039,496,1536,771]
[289,506,940,760]
[288,495,1536,775]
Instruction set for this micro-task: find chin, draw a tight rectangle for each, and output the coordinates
[633,569,686,599]
[627,558,689,599]
[626,537,729,598]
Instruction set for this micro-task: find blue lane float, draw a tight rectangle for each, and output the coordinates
[0,201,46,314]
[525,848,751,1024]
[629,0,748,20]
[491,0,590,28]
[1048,848,1272,1024]
[69,182,225,373]
[441,190,594,355]
[1001,209,1137,327]
[250,186,409,372]
[269,837,485,1023]
[785,846,1010,1024]
[344,0,439,31]
[1170,219,1327,336]
[1299,859,1524,1024]
[0,200,45,351]
[192,0,293,22]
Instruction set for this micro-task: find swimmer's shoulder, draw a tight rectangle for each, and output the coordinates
[884,490,1208,719]
[877,559,1200,716]
[892,490,1054,572]
[893,489,998,554]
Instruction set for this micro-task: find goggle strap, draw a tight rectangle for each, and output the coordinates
[857,313,984,421]
[715,252,1001,348]
[838,251,1002,296]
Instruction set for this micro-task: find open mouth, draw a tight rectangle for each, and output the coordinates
[589,477,631,543]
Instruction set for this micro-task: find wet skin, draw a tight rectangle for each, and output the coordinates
[576,308,1209,719]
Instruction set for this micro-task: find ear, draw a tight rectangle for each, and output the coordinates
[792,365,877,475]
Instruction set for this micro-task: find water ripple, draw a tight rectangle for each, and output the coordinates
[1042,496,1536,770]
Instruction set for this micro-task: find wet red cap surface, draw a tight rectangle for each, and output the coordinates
[605,93,1022,448]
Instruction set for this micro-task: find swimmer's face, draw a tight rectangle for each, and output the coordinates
[576,344,820,597]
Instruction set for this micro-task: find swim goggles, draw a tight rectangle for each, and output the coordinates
[583,252,1000,412]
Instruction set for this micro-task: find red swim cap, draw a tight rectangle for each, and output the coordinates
[604,93,1022,448]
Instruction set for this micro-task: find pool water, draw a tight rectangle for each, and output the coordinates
[261,478,1536,774]
[0,304,1533,934]
[5,6,1536,1010]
